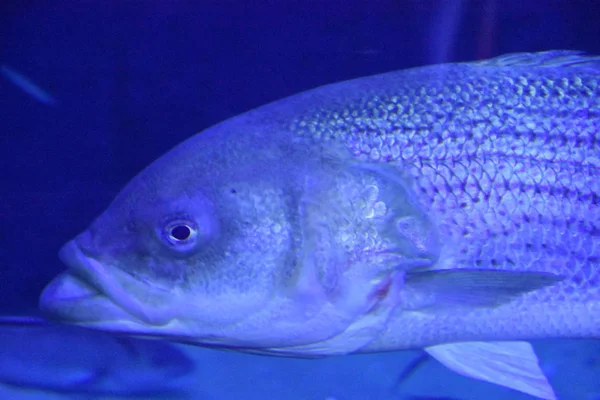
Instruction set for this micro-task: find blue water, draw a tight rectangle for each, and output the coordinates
[1,1,599,399]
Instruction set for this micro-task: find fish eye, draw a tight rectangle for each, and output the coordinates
[162,219,199,250]
[170,225,192,241]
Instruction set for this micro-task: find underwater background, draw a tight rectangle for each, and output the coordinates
[1,1,600,399]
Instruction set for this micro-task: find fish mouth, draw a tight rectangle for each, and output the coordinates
[40,241,169,327]
[39,270,135,324]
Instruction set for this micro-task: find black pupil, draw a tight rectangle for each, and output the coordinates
[171,225,191,241]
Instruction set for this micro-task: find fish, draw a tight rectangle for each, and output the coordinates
[1,64,58,106]
[0,316,194,398]
[39,51,600,400]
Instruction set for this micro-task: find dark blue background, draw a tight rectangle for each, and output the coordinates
[1,0,599,314]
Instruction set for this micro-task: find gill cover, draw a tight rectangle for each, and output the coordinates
[268,153,441,356]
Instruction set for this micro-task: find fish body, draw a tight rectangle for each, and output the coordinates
[40,51,600,399]
[0,317,193,397]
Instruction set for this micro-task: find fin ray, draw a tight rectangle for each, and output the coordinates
[403,269,562,311]
[425,341,556,400]
[473,50,600,70]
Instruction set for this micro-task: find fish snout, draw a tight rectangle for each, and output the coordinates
[56,238,108,298]
[65,229,97,260]
[59,237,94,277]
[41,239,169,326]
[54,237,175,326]
[40,239,106,320]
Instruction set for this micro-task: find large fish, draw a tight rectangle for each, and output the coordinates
[40,51,600,400]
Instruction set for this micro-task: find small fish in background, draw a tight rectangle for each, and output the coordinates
[1,64,58,106]
[0,316,194,398]
[40,51,600,400]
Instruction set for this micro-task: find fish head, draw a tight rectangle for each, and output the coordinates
[40,117,440,354]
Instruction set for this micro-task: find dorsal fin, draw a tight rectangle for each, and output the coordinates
[474,50,600,70]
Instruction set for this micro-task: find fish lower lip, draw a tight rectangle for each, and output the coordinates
[40,272,99,302]
[39,272,137,324]
[50,240,167,326]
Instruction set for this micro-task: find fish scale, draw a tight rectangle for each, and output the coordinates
[288,53,600,315]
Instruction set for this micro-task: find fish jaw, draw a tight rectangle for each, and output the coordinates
[39,237,353,348]
[40,235,404,352]
[40,240,176,328]
[39,271,129,324]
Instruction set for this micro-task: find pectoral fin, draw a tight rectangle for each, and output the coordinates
[425,341,556,400]
[403,269,563,311]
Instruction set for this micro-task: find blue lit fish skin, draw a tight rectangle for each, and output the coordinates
[287,51,600,350]
[40,51,599,351]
